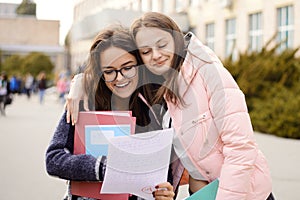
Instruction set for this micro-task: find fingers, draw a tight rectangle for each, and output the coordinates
[153,182,174,200]
[72,100,79,126]
[156,182,173,191]
[66,101,71,123]
[83,94,89,111]
[65,97,80,125]
[65,73,86,125]
[66,98,72,123]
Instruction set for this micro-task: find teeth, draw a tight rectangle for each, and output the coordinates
[116,82,129,88]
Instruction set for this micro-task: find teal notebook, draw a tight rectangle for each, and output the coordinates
[185,179,219,200]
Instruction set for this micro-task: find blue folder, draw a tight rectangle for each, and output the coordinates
[186,179,219,200]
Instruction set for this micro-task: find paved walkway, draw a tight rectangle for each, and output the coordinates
[0,93,299,199]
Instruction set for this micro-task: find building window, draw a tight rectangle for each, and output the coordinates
[277,5,294,52]
[162,0,171,13]
[141,0,152,12]
[175,0,184,12]
[152,0,160,12]
[225,18,236,58]
[188,0,199,7]
[249,12,263,52]
[130,0,142,11]
[205,23,215,51]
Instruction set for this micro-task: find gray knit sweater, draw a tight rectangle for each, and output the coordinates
[46,111,102,181]
[46,111,105,199]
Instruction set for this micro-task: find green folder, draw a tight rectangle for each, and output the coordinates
[185,179,219,200]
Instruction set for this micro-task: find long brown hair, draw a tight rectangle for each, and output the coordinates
[83,25,165,130]
[131,12,186,105]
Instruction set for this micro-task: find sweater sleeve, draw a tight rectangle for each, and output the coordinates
[46,111,104,181]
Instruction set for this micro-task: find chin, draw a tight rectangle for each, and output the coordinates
[149,68,164,76]
[149,66,169,76]
[115,90,134,99]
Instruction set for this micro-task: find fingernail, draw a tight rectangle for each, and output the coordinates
[155,185,159,189]
[152,191,155,198]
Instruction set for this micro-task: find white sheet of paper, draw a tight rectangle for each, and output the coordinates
[100,128,174,200]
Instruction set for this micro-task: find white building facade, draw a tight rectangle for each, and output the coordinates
[69,0,300,71]
[69,0,190,72]
[0,3,66,74]
[192,0,300,60]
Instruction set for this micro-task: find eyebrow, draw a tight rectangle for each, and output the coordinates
[102,60,136,69]
[138,38,166,48]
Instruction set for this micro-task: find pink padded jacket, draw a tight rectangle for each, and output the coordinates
[166,33,272,200]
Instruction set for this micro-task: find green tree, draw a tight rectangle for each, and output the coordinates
[1,55,24,76]
[21,52,54,77]
[16,0,36,16]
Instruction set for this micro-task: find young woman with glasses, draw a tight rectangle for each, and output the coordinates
[46,25,178,200]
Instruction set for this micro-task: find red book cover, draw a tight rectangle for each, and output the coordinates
[71,111,136,200]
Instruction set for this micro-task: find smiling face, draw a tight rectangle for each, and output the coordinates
[100,46,138,99]
[135,27,175,76]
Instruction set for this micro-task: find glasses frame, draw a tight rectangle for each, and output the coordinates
[101,65,138,82]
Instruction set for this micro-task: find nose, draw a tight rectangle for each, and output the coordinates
[115,70,124,81]
[152,48,162,60]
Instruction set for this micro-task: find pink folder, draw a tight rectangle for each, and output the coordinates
[71,111,136,200]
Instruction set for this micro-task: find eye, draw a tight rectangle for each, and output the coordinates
[158,43,167,49]
[122,65,134,71]
[140,48,151,55]
[103,70,114,75]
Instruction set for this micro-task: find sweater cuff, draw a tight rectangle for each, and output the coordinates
[95,156,107,181]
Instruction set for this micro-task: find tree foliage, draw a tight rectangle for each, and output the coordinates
[16,0,36,16]
[2,55,24,75]
[1,52,54,79]
[224,39,300,139]
[21,52,54,77]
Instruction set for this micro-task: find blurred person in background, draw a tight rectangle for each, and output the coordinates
[56,73,69,105]
[24,73,34,99]
[0,72,11,116]
[9,75,21,94]
[37,72,47,104]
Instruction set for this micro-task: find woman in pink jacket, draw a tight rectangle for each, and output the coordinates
[130,12,274,200]
[66,12,274,200]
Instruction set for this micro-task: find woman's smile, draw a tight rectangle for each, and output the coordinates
[114,81,131,89]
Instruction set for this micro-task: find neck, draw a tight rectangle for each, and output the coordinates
[111,95,131,111]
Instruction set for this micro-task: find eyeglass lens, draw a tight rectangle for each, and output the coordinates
[103,66,137,82]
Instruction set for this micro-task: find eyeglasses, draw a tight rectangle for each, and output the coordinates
[101,65,138,82]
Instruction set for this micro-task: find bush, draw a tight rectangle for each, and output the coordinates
[1,52,55,85]
[224,41,300,139]
[2,55,24,76]
[21,52,54,77]
[249,85,300,139]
